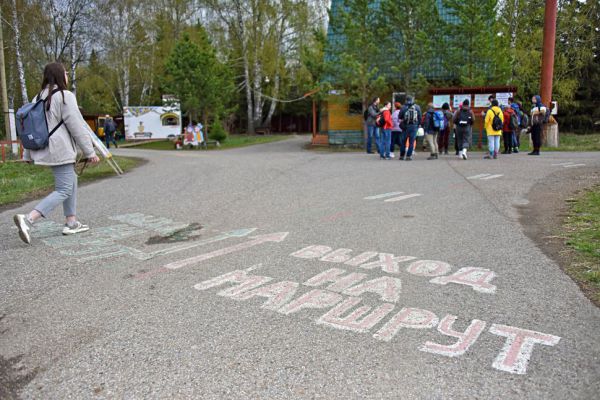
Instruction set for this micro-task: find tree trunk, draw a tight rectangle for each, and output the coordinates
[70,41,77,96]
[263,74,280,128]
[252,59,263,128]
[12,0,28,105]
[243,55,254,134]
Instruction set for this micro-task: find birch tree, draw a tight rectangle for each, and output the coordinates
[11,0,28,104]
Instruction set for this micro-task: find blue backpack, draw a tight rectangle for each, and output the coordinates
[432,110,446,130]
[16,89,65,150]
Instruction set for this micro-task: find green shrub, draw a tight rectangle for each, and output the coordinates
[209,120,228,143]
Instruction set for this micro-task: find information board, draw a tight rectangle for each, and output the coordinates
[474,94,492,108]
[453,94,472,109]
[433,95,451,108]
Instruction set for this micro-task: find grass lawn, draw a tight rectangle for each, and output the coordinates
[563,186,600,304]
[127,134,292,151]
[0,156,142,207]
[516,132,600,152]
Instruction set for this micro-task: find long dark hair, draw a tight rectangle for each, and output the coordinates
[41,62,67,111]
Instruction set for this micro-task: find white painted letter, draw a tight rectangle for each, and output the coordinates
[430,267,497,293]
[360,253,416,274]
[290,245,332,259]
[343,276,402,303]
[193,270,272,297]
[232,281,299,310]
[303,268,368,292]
[406,260,452,277]
[278,289,343,315]
[489,324,561,374]
[374,307,439,342]
[320,248,353,263]
[345,251,378,266]
[420,315,486,357]
[317,297,395,333]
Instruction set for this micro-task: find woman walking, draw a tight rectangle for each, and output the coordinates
[14,62,99,244]
[529,95,547,156]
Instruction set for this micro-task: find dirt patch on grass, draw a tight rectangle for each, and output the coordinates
[519,165,600,306]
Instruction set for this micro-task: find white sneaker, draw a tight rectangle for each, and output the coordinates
[390,152,395,158]
[462,151,467,160]
[62,221,90,235]
[13,214,31,244]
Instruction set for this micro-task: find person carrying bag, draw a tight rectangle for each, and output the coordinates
[13,62,100,244]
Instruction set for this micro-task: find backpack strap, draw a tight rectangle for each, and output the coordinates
[48,120,65,138]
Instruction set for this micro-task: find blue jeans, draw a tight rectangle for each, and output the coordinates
[366,125,380,153]
[488,135,501,155]
[400,125,418,157]
[34,163,77,217]
[380,129,391,158]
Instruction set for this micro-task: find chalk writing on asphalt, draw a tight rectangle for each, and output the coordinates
[32,214,561,375]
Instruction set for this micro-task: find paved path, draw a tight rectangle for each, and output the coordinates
[1,137,599,399]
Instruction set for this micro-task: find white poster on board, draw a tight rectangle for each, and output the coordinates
[496,92,513,106]
[474,94,492,108]
[453,94,472,109]
[433,95,451,108]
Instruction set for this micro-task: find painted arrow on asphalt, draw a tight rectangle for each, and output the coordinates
[77,228,257,262]
[163,231,290,270]
[136,228,258,260]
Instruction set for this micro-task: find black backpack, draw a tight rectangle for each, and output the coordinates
[457,109,472,126]
[363,109,369,121]
[491,110,503,131]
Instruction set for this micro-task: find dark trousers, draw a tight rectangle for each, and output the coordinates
[531,124,542,151]
[400,125,418,157]
[437,127,450,152]
[502,131,513,152]
[105,133,117,149]
[390,131,401,153]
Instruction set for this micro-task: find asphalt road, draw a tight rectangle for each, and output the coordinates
[1,136,599,399]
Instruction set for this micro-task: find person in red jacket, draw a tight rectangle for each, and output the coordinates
[378,102,393,159]
[502,105,517,154]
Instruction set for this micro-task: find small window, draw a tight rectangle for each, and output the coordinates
[162,116,179,126]
[348,102,362,115]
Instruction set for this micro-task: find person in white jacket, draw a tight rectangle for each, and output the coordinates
[14,62,100,244]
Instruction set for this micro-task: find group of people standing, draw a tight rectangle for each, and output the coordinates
[364,94,549,160]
